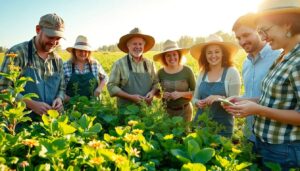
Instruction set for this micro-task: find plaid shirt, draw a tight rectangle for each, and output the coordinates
[107,54,159,96]
[254,43,300,144]
[63,58,108,85]
[0,37,65,100]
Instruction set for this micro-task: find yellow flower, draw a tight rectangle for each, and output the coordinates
[6,52,18,58]
[132,129,143,134]
[163,134,174,140]
[8,64,21,72]
[90,157,104,165]
[19,161,29,168]
[123,133,139,143]
[88,139,107,149]
[128,120,138,126]
[22,139,39,148]
[114,155,127,166]
[129,148,140,158]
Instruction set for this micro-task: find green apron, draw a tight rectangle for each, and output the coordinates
[117,55,152,107]
[66,63,98,98]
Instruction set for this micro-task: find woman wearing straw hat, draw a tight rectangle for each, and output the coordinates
[63,35,107,101]
[153,40,196,122]
[191,34,241,138]
[225,0,300,169]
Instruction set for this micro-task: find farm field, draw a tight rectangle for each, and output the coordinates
[0,51,276,171]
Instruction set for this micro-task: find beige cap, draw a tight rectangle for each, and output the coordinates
[39,13,65,38]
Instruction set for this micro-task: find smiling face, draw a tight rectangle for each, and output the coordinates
[127,37,145,58]
[234,25,263,55]
[205,44,223,67]
[256,17,289,50]
[74,49,91,63]
[163,50,181,67]
[36,26,61,53]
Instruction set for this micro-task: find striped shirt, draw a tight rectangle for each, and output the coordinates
[107,54,159,96]
[63,58,108,85]
[254,43,300,144]
[0,37,65,100]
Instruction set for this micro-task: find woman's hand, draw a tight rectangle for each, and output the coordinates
[224,100,260,118]
[196,99,207,109]
[94,87,102,97]
[204,95,224,105]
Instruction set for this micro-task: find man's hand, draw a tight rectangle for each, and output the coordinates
[25,99,52,116]
[52,97,63,112]
[130,94,145,103]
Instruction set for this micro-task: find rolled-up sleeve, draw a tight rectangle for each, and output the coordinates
[107,62,122,96]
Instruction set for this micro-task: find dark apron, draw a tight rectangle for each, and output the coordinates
[117,55,152,107]
[21,40,61,121]
[66,63,98,98]
[194,68,233,137]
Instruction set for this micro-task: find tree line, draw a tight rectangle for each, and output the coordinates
[97,31,238,52]
[0,31,238,53]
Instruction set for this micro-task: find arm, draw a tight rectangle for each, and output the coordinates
[94,62,108,96]
[52,58,64,111]
[192,73,202,105]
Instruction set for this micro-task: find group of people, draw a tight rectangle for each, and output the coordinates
[0,0,299,169]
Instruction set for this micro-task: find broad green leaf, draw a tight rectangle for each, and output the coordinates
[181,163,206,171]
[194,147,215,164]
[187,139,200,160]
[170,149,191,163]
[264,162,281,171]
[89,123,102,133]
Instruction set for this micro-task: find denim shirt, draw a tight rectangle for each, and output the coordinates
[242,44,281,141]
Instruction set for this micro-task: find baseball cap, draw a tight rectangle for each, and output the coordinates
[39,13,65,38]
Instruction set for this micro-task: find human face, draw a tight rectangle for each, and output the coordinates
[234,25,263,55]
[205,44,223,67]
[164,50,180,67]
[37,30,61,53]
[75,49,90,63]
[127,37,145,58]
[256,18,288,50]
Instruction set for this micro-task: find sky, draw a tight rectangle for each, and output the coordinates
[0,0,261,50]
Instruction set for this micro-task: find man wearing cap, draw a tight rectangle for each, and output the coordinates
[0,13,65,120]
[107,27,159,108]
[232,13,281,145]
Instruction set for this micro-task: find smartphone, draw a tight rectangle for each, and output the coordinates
[216,98,236,106]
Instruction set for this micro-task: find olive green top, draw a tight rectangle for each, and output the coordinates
[158,65,196,107]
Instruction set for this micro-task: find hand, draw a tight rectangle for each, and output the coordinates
[204,95,224,105]
[224,100,260,118]
[52,97,63,112]
[196,99,207,109]
[169,91,182,100]
[26,100,52,116]
[64,94,70,103]
[163,92,171,100]
[144,92,154,105]
[94,87,102,97]
[130,94,145,104]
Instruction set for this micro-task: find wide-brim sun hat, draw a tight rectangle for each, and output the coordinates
[67,35,93,52]
[190,34,238,61]
[118,27,155,53]
[255,0,300,18]
[153,40,189,63]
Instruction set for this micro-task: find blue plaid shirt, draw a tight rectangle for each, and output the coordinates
[63,58,108,86]
[254,43,300,144]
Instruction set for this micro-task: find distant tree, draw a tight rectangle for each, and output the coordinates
[177,36,194,48]
[0,46,7,53]
[194,37,205,44]
[152,41,163,51]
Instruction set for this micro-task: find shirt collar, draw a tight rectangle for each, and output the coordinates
[246,44,271,64]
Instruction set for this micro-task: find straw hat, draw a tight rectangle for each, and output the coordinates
[67,35,92,52]
[117,27,155,53]
[190,34,238,60]
[256,0,300,16]
[153,40,189,63]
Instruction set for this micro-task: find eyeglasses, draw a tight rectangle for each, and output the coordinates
[257,25,274,37]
